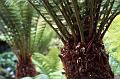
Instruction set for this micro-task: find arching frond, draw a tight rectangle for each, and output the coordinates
[28,0,120,44]
[0,0,52,56]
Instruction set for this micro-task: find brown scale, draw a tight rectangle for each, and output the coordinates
[59,40,114,79]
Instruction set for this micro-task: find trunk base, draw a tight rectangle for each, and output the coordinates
[59,42,114,79]
[16,57,37,78]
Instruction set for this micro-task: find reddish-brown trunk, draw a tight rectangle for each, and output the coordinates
[16,56,37,79]
[59,41,114,79]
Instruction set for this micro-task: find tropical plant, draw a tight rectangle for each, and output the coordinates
[28,0,120,79]
[32,47,65,79]
[0,0,54,78]
[20,47,65,79]
[0,0,37,77]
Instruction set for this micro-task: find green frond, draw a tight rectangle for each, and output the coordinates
[32,48,61,78]
[29,0,120,43]
[0,0,54,57]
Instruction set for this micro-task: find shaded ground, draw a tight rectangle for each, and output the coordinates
[0,40,11,53]
[115,75,120,79]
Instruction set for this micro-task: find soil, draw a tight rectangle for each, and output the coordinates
[115,75,120,79]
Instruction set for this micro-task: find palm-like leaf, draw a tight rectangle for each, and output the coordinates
[32,47,63,79]
[28,0,120,44]
[0,0,49,57]
[0,0,54,78]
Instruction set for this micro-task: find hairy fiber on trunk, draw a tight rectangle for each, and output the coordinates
[16,56,37,78]
[59,40,114,79]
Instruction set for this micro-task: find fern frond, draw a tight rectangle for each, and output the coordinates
[29,0,120,43]
[0,0,54,56]
[32,48,60,77]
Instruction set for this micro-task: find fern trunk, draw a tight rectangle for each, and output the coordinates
[59,40,114,79]
[16,56,37,78]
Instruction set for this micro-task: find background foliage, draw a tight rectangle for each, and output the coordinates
[104,15,120,76]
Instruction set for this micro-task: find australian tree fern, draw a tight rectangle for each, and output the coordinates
[0,0,51,78]
[28,0,120,79]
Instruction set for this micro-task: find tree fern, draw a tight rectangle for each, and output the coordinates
[0,0,55,78]
[28,0,120,43]
[28,0,120,79]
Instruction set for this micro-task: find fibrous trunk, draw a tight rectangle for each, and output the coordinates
[16,56,37,78]
[59,41,114,79]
